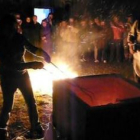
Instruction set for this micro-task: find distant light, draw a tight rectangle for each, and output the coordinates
[34,8,50,24]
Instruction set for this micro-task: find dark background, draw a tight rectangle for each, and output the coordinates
[0,0,140,21]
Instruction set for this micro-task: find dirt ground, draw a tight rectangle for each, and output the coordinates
[0,59,134,139]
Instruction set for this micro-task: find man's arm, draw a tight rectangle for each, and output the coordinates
[24,36,51,63]
[0,61,44,71]
[34,48,51,63]
[16,61,44,70]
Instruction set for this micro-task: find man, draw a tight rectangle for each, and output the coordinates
[123,14,134,61]
[127,19,140,83]
[110,15,125,62]
[0,14,51,139]
[31,15,41,47]
[40,20,53,56]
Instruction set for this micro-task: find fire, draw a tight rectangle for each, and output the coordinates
[28,62,78,96]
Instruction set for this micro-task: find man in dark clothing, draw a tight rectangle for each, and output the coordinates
[0,14,51,139]
[30,15,41,47]
[22,16,32,42]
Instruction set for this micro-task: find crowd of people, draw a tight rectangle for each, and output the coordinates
[14,13,54,56]
[0,11,140,139]
[16,11,140,84]
[14,12,135,64]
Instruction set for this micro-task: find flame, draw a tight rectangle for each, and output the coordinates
[28,62,78,96]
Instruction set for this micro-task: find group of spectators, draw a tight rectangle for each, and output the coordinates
[14,13,54,56]
[14,12,135,63]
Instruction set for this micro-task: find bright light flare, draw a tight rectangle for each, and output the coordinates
[28,62,78,96]
[44,63,78,80]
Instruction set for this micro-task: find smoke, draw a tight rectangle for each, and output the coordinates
[48,0,139,71]
[52,30,81,71]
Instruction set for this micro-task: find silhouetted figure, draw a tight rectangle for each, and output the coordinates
[128,19,140,83]
[30,15,41,47]
[0,14,51,139]
[22,16,32,42]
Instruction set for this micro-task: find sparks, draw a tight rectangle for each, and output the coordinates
[28,62,78,96]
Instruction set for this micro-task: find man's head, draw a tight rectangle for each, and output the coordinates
[48,13,53,20]
[15,13,21,19]
[0,14,17,34]
[32,15,38,24]
[26,17,31,23]
[80,20,87,28]
[41,20,47,27]
[112,15,120,23]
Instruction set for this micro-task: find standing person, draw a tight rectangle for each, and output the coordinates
[43,13,56,53]
[58,19,79,63]
[44,13,55,31]
[99,20,113,63]
[67,17,79,63]
[42,12,55,38]
[123,14,134,61]
[0,14,51,139]
[22,16,32,42]
[109,15,125,62]
[16,18,23,34]
[57,20,68,54]
[30,15,41,47]
[92,17,103,63]
[127,18,140,83]
[14,13,23,34]
[40,20,53,56]
[79,19,89,62]
[87,18,95,61]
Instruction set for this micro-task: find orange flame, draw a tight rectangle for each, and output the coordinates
[28,62,78,96]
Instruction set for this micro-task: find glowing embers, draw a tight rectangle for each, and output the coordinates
[28,62,78,96]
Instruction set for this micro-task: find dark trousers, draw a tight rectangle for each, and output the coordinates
[0,71,39,129]
[109,40,124,62]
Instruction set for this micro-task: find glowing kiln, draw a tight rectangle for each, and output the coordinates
[53,74,140,140]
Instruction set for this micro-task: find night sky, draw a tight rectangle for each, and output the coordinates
[53,0,140,21]
[70,0,140,20]
[0,0,140,20]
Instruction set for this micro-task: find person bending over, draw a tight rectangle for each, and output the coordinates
[0,14,51,139]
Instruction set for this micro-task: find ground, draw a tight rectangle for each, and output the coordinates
[0,57,134,139]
